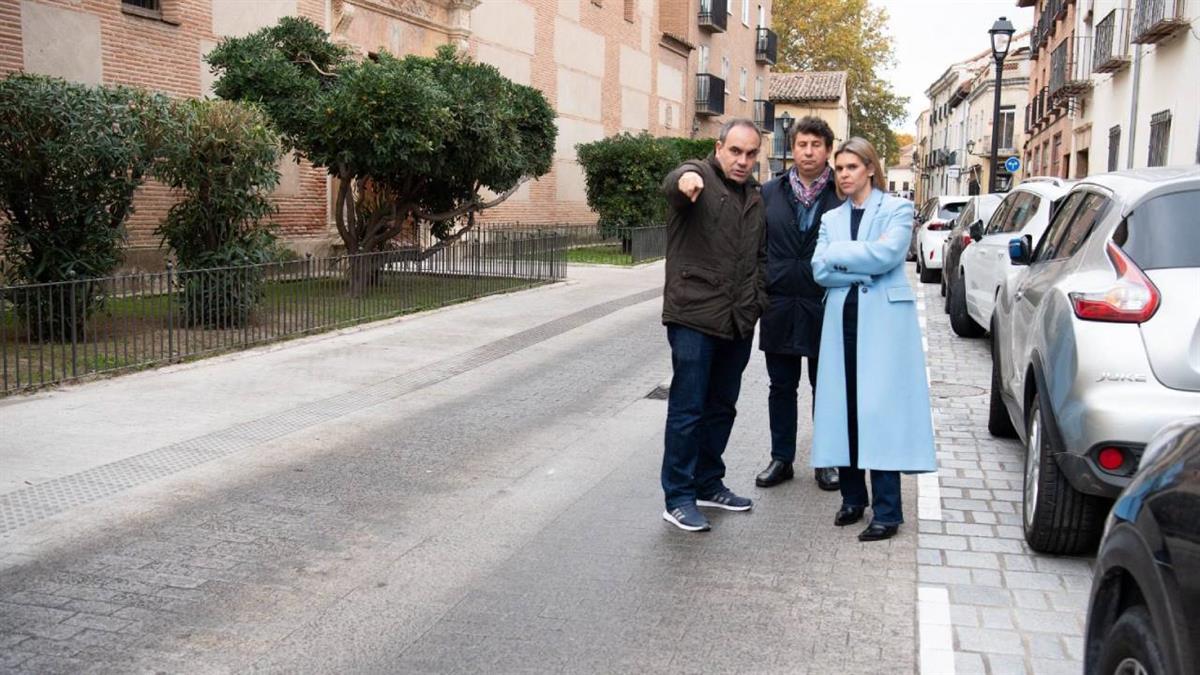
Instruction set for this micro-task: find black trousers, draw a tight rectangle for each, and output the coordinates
[765,352,818,464]
[838,289,903,525]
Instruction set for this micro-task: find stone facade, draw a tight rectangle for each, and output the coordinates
[2,0,774,265]
[919,33,1029,199]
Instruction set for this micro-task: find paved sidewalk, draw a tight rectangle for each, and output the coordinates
[0,262,919,674]
[913,279,1092,675]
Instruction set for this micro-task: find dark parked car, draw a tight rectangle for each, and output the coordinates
[1085,417,1200,675]
[940,194,1002,308]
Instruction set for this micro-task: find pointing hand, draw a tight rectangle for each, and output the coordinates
[678,171,704,203]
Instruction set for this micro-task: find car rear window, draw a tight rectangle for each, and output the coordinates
[938,202,965,220]
[1114,189,1200,270]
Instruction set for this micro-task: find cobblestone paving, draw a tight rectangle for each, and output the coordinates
[0,286,919,674]
[913,277,1093,675]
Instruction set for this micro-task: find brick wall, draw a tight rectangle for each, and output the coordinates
[4,0,333,270]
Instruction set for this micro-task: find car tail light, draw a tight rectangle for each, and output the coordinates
[961,233,973,248]
[927,220,951,231]
[1097,447,1125,471]
[1069,242,1161,323]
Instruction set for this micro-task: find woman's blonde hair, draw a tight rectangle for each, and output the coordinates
[833,137,888,197]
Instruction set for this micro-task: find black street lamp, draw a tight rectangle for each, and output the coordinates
[779,112,793,174]
[988,16,1015,193]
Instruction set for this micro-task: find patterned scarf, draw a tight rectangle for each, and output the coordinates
[789,165,831,209]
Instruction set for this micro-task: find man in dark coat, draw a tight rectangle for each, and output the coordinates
[659,119,767,532]
[755,116,844,491]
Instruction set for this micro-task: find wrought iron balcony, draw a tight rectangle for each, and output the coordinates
[755,28,778,65]
[1093,9,1133,73]
[698,0,728,33]
[1049,36,1093,100]
[753,99,775,132]
[1132,0,1189,44]
[695,74,725,117]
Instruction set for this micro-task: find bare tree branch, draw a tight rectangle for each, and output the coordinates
[414,176,531,221]
[293,54,338,78]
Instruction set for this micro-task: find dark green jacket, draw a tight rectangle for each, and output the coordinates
[660,154,768,340]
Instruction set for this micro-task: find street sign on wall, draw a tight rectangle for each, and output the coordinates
[1004,156,1021,173]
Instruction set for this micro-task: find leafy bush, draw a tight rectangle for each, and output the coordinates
[154,99,282,328]
[576,133,714,238]
[0,74,168,339]
[207,17,557,295]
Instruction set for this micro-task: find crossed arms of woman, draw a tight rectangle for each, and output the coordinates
[812,200,916,288]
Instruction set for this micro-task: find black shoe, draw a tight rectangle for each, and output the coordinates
[858,522,900,542]
[814,467,840,491]
[755,460,794,487]
[834,505,865,527]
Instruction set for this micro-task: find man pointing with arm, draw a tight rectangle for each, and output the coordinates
[659,119,768,532]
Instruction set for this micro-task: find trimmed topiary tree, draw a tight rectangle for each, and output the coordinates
[0,73,168,340]
[576,133,714,240]
[154,99,282,328]
[206,18,557,293]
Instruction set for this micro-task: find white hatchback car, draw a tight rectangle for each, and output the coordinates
[954,178,1071,334]
[914,195,968,283]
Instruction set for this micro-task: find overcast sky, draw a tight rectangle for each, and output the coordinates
[875,0,1034,134]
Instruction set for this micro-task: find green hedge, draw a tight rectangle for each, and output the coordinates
[576,133,713,237]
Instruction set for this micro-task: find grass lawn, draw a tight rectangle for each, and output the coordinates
[566,244,634,266]
[1,271,545,395]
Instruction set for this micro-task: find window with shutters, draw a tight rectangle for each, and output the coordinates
[721,57,730,94]
[997,106,1015,149]
[739,67,747,100]
[1148,109,1171,167]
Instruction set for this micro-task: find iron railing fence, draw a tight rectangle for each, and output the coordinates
[628,225,668,263]
[1,232,566,396]
[482,222,667,263]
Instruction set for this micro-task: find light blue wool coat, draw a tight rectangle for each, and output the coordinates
[810,189,936,473]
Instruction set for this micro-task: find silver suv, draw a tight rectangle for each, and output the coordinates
[989,166,1200,555]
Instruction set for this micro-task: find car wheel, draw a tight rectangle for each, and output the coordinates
[1022,391,1108,554]
[940,273,947,298]
[943,278,952,313]
[949,276,985,338]
[918,248,939,283]
[987,331,1017,438]
[1096,606,1167,675]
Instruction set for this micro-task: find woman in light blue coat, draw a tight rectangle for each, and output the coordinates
[810,137,936,542]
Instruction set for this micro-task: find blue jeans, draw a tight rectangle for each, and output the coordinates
[662,324,753,510]
[839,467,903,526]
[765,352,818,464]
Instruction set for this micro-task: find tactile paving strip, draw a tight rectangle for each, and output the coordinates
[0,287,661,533]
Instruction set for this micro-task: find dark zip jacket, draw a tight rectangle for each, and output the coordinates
[758,169,843,355]
[660,154,767,340]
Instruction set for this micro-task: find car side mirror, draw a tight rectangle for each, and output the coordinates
[1008,236,1032,266]
[969,220,984,242]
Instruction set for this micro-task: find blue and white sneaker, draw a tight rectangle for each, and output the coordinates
[662,504,711,532]
[697,489,753,512]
